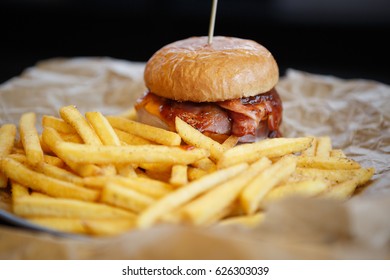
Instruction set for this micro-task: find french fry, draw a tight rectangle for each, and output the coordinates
[85,111,121,146]
[30,192,51,198]
[137,163,248,229]
[116,164,137,177]
[293,167,373,184]
[107,116,181,146]
[101,182,156,213]
[187,167,208,181]
[297,155,361,170]
[114,128,153,145]
[191,157,216,172]
[1,157,99,201]
[59,105,102,145]
[301,137,317,156]
[83,218,136,236]
[240,156,297,214]
[262,180,328,205]
[13,196,135,218]
[83,175,172,198]
[217,212,265,228]
[321,179,360,200]
[42,127,102,177]
[169,165,188,187]
[42,115,76,134]
[58,132,83,144]
[221,135,239,150]
[0,124,17,187]
[11,181,29,200]
[218,137,313,168]
[175,117,224,161]
[330,149,347,158]
[182,157,272,225]
[33,161,84,186]
[315,136,332,157]
[26,217,88,234]
[8,153,65,168]
[56,142,209,165]
[19,112,44,166]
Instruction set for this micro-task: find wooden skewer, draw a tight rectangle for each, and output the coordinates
[208,0,218,45]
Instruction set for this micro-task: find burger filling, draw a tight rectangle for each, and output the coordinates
[135,89,282,142]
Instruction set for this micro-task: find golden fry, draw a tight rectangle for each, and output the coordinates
[315,136,332,157]
[56,142,209,165]
[101,182,156,213]
[85,111,121,146]
[42,127,102,177]
[1,157,98,201]
[218,137,313,168]
[59,105,102,145]
[0,124,17,187]
[169,165,188,187]
[182,157,271,225]
[175,117,224,161]
[240,156,297,214]
[42,115,76,134]
[13,196,135,218]
[217,212,265,228]
[137,163,248,229]
[114,129,153,145]
[107,116,181,146]
[19,112,44,166]
[297,156,361,170]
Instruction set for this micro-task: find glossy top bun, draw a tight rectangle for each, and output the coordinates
[144,36,279,102]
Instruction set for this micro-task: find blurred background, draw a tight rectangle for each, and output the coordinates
[1,0,389,84]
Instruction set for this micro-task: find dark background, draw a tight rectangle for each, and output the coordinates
[1,0,390,84]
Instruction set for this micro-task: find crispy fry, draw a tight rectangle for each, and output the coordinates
[297,155,361,170]
[101,182,156,213]
[42,127,102,177]
[221,135,239,150]
[137,163,248,229]
[1,157,99,201]
[175,117,224,161]
[240,156,297,214]
[218,137,313,168]
[182,157,272,225]
[217,212,265,228]
[187,167,208,181]
[0,124,17,187]
[56,142,209,165]
[114,128,153,145]
[191,158,216,172]
[262,180,328,205]
[330,149,347,158]
[13,196,135,218]
[85,111,121,146]
[83,218,136,236]
[59,105,102,145]
[84,175,172,198]
[169,165,188,187]
[42,115,76,134]
[315,136,332,157]
[11,181,29,200]
[19,112,44,166]
[293,167,373,184]
[301,136,317,156]
[107,116,181,146]
[27,217,88,234]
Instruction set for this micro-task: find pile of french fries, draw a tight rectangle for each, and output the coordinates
[0,105,374,236]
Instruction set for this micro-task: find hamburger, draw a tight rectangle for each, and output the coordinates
[135,36,282,143]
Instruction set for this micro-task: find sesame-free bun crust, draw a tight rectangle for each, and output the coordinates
[144,36,279,102]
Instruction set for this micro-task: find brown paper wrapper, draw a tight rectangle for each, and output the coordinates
[0,58,389,259]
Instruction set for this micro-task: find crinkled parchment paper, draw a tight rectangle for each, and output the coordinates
[0,58,389,259]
